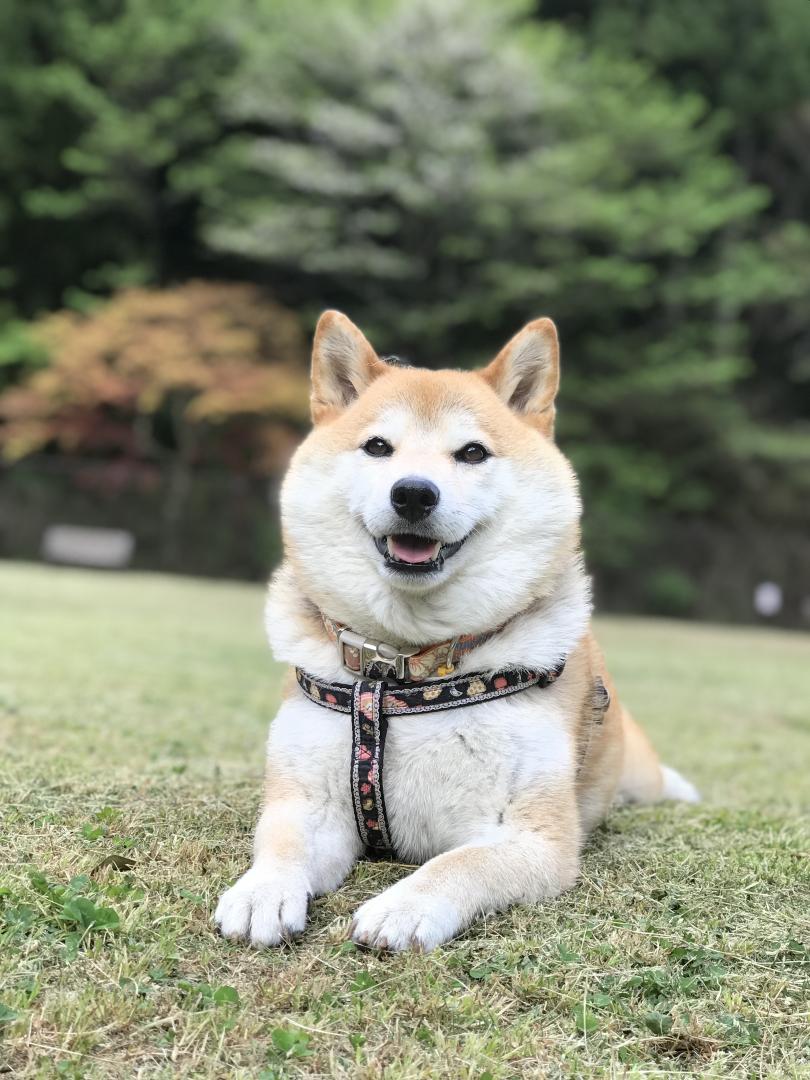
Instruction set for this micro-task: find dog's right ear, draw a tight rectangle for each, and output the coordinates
[480,317,560,436]
[310,311,386,424]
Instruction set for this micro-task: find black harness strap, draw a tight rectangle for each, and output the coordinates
[350,680,393,855]
[296,663,565,859]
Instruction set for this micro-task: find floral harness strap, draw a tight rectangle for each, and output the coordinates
[295,662,566,859]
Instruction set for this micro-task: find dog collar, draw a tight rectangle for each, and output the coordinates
[296,662,565,859]
[321,613,506,682]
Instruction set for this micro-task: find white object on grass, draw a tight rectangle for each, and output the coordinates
[41,525,135,569]
[753,581,782,618]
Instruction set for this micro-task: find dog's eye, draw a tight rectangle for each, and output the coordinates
[454,442,490,464]
[362,436,394,458]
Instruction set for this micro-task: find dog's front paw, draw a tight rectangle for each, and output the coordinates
[214,866,310,947]
[350,878,461,953]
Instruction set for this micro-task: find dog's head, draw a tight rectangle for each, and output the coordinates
[280,312,582,642]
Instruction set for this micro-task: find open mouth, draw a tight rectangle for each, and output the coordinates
[373,533,467,574]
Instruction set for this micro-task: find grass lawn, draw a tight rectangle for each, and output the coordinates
[1,562,808,1078]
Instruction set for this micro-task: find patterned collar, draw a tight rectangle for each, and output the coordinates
[320,613,508,682]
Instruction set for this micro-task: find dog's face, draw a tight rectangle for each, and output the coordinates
[280,312,582,642]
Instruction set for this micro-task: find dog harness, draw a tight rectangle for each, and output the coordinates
[296,630,566,858]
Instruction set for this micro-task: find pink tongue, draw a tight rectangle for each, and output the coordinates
[388,536,440,564]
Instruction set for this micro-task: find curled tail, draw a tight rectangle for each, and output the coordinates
[618,708,699,805]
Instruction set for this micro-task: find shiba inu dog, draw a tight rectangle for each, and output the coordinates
[215,311,698,952]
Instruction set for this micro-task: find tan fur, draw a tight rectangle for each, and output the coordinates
[308,363,566,463]
[310,311,388,424]
[617,709,666,803]
[481,316,560,436]
[254,764,305,864]
[510,780,580,845]
[215,310,696,953]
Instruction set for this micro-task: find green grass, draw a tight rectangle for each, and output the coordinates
[1,562,809,1078]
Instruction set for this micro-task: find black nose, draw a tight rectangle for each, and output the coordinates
[390,476,440,524]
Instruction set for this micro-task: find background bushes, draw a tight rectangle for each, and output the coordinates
[1,0,808,622]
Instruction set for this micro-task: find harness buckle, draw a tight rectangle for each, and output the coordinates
[337,628,417,681]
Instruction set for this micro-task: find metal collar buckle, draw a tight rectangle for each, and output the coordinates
[337,628,418,681]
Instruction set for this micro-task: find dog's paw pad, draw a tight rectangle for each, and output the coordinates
[214,867,309,947]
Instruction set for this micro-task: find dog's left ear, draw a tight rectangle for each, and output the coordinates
[310,310,387,424]
[480,318,560,435]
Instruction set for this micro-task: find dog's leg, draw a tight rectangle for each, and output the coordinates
[350,784,581,953]
[215,764,360,947]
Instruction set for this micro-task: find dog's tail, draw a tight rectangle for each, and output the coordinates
[618,708,699,805]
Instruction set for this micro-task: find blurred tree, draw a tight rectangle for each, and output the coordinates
[0,0,806,614]
[204,0,764,354]
[198,0,810,611]
[0,283,309,562]
[540,0,810,421]
[0,0,237,319]
[541,0,810,200]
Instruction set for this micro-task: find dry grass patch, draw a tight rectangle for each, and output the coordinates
[1,564,809,1077]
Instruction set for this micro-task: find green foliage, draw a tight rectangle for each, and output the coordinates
[0,0,238,314]
[195,0,809,612]
[573,1001,600,1034]
[0,318,49,392]
[545,0,810,431]
[0,1003,19,1026]
[642,568,700,618]
[178,981,241,1009]
[270,1027,314,1059]
[1,869,122,957]
[205,0,764,356]
[0,0,807,615]
[556,0,810,132]
[643,1010,673,1036]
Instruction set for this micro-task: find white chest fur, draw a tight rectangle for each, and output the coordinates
[267,686,575,863]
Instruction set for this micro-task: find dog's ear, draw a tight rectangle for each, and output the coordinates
[480,318,560,435]
[310,311,386,423]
